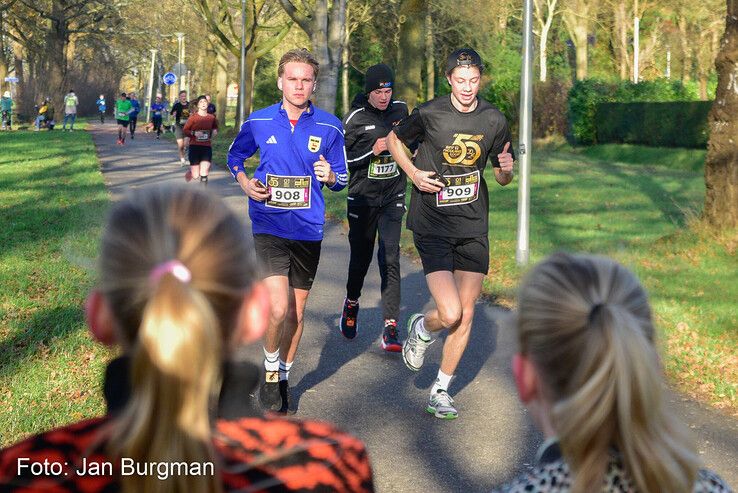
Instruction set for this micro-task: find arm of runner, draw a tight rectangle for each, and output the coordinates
[342,118,375,171]
[322,127,348,191]
[227,120,260,189]
[388,130,443,193]
[182,118,193,138]
[490,117,515,186]
[211,118,218,140]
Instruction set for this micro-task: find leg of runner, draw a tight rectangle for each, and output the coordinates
[417,270,483,419]
[177,138,185,165]
[341,205,378,339]
[130,117,137,139]
[278,286,310,414]
[199,160,210,186]
[377,201,403,352]
[260,275,290,411]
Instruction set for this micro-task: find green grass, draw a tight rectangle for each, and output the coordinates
[0,123,114,446]
[215,137,736,411]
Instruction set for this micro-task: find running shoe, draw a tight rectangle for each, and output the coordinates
[116,138,122,145]
[277,380,296,415]
[258,370,281,411]
[180,157,186,167]
[185,170,193,182]
[426,389,458,420]
[339,298,359,339]
[402,313,433,371]
[380,319,402,352]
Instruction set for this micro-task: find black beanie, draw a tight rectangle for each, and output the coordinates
[365,64,394,93]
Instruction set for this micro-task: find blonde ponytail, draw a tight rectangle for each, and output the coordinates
[98,186,258,493]
[109,274,222,493]
[516,253,700,493]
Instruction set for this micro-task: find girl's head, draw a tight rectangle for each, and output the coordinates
[195,95,208,112]
[85,186,268,493]
[512,253,698,493]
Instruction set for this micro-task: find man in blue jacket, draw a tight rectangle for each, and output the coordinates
[227,48,348,414]
[128,92,141,139]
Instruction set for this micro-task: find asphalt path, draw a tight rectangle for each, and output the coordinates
[89,121,737,492]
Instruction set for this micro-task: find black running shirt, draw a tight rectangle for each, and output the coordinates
[392,95,512,238]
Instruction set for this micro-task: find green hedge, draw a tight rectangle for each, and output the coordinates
[567,79,703,145]
[595,101,711,148]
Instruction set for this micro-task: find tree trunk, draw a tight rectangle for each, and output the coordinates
[563,0,593,81]
[396,0,424,109]
[614,2,629,79]
[425,9,435,100]
[47,0,69,112]
[215,46,228,127]
[704,0,738,229]
[342,20,350,116]
[679,16,692,82]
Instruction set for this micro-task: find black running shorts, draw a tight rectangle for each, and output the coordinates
[116,119,129,127]
[188,145,212,165]
[413,233,489,275]
[253,234,322,290]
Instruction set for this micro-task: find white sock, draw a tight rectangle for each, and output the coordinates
[263,347,279,372]
[417,316,431,341]
[279,359,292,382]
[431,370,453,394]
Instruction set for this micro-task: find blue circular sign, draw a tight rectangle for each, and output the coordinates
[162,72,177,86]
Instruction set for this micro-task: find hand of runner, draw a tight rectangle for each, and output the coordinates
[411,169,444,193]
[313,155,333,183]
[372,137,388,156]
[498,142,514,173]
[244,177,270,201]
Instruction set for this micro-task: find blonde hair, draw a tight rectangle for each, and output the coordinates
[278,48,319,78]
[99,186,257,493]
[516,253,700,493]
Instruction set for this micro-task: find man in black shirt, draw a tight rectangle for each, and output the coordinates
[339,64,409,352]
[170,90,190,166]
[387,48,515,419]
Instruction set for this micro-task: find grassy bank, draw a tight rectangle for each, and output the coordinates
[0,125,113,446]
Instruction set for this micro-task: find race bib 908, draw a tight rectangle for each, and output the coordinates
[436,170,480,207]
[265,174,312,209]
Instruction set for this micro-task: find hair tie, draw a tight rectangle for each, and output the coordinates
[149,260,191,285]
[588,302,605,324]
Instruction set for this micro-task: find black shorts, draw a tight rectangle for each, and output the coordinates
[413,233,489,275]
[253,234,322,290]
[188,145,212,164]
[175,124,186,139]
[116,119,129,127]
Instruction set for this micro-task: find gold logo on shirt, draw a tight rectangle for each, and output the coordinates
[308,135,322,153]
[443,133,483,166]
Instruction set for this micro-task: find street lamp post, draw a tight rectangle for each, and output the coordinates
[239,0,247,127]
[174,32,185,93]
[516,0,534,266]
[146,49,157,124]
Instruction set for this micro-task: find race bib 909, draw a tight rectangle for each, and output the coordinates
[436,170,480,207]
[265,174,312,209]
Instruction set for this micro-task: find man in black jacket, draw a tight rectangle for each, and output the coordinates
[339,64,409,352]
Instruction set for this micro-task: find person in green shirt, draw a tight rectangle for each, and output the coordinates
[115,92,133,145]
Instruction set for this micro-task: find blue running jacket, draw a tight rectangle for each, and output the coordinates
[227,102,348,241]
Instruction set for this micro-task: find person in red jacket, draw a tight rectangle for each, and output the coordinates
[0,186,374,493]
[183,95,219,185]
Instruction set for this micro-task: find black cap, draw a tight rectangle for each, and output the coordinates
[365,64,394,93]
[445,48,484,75]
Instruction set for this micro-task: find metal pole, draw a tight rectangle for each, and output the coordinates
[175,32,184,92]
[239,0,247,126]
[666,46,671,79]
[146,49,156,124]
[516,0,534,266]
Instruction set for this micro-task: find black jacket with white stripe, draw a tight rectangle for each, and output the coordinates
[342,93,410,207]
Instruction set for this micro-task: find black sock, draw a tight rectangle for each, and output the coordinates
[200,175,208,185]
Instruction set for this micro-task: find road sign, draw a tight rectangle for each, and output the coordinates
[4,77,18,83]
[162,72,177,86]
